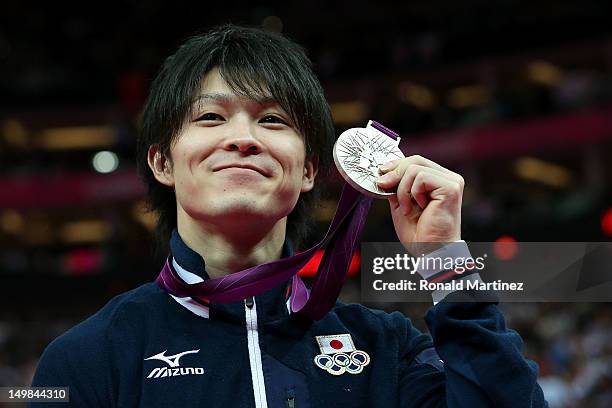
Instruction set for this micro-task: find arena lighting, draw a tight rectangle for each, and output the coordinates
[527,61,563,86]
[446,85,489,109]
[0,171,145,209]
[397,82,436,110]
[92,150,119,173]
[59,220,112,243]
[298,249,361,278]
[330,101,369,125]
[63,248,103,275]
[514,157,574,188]
[601,208,612,236]
[0,210,24,235]
[37,125,115,150]
[1,119,29,148]
[494,235,518,260]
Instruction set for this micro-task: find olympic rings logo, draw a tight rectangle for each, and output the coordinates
[314,350,370,375]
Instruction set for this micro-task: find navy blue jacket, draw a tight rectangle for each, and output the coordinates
[31,232,548,407]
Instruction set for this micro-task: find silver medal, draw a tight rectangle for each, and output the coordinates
[333,120,405,198]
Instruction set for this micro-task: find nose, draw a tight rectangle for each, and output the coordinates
[223,121,263,155]
[225,136,262,154]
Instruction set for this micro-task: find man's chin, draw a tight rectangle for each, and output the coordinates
[201,207,285,235]
[206,202,278,221]
[184,196,291,226]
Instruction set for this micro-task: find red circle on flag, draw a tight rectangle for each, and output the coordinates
[330,340,343,349]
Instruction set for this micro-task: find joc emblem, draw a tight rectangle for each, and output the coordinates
[314,334,370,376]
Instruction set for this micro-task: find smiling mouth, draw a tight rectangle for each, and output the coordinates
[218,167,262,174]
[213,163,271,177]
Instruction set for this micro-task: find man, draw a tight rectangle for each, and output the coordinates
[31,25,547,407]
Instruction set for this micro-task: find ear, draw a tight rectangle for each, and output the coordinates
[147,144,175,187]
[301,155,319,193]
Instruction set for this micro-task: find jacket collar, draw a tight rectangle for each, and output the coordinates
[168,228,295,322]
[170,228,294,280]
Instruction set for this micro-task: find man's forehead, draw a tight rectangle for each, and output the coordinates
[194,68,278,107]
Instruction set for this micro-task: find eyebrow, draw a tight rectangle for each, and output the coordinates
[193,92,277,106]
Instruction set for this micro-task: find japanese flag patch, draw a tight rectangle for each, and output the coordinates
[316,334,356,354]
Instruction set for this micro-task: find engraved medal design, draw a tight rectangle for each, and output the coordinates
[333,120,405,198]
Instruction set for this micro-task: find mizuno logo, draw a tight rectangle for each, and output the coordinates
[144,349,204,379]
[145,349,200,367]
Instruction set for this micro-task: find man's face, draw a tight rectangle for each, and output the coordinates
[149,68,317,230]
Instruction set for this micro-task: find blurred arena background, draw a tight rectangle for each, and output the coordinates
[1,1,612,406]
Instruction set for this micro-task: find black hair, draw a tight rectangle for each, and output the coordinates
[136,24,335,254]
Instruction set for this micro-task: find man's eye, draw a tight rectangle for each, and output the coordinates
[195,112,225,122]
[259,115,288,125]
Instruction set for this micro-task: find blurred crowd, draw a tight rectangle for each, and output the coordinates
[507,303,612,407]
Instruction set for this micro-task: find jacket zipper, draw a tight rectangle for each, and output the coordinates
[245,296,268,408]
[286,387,296,407]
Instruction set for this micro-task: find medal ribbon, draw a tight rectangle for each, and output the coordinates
[156,121,397,320]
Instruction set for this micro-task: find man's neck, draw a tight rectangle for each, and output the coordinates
[176,215,286,279]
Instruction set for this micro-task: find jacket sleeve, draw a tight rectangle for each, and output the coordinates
[397,289,548,408]
[29,324,114,408]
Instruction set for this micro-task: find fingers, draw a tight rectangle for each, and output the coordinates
[387,191,423,219]
[410,169,462,210]
[397,165,458,213]
[376,155,464,215]
[380,155,453,176]
[377,155,464,190]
